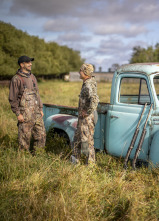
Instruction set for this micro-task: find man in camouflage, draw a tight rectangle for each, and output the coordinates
[9,55,46,151]
[71,63,99,164]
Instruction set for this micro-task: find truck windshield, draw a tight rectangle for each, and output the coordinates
[153,75,159,100]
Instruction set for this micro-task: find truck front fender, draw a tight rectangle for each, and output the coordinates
[45,114,78,144]
[149,131,159,168]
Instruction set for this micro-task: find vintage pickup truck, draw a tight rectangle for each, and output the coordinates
[43,63,159,168]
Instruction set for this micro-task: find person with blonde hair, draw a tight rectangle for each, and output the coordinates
[71,63,99,164]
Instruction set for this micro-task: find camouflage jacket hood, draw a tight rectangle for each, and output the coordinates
[16,69,31,78]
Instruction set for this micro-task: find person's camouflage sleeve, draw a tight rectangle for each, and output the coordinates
[78,77,99,116]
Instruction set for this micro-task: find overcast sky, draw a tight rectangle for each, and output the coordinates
[1,0,159,71]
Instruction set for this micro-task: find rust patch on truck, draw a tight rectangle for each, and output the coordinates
[72,121,77,128]
[52,114,78,129]
[52,115,75,123]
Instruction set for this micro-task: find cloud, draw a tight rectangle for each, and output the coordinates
[8,0,159,38]
[91,0,159,24]
[9,0,159,24]
[87,37,149,70]
[96,37,127,55]
[1,0,159,71]
[94,24,148,37]
[96,37,148,56]
[55,39,89,53]
[0,0,7,4]
[43,18,82,32]
[9,0,93,17]
[56,33,90,42]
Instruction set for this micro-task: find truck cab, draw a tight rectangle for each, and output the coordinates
[106,63,159,165]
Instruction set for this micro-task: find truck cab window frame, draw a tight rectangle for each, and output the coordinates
[153,75,159,101]
[118,77,151,105]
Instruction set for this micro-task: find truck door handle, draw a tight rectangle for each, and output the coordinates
[110,115,119,119]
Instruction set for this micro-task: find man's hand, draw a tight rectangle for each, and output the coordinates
[40,111,44,118]
[17,114,24,123]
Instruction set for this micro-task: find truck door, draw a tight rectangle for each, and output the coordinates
[106,73,152,161]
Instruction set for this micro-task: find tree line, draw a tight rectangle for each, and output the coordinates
[130,44,159,63]
[0,21,84,78]
[109,45,159,71]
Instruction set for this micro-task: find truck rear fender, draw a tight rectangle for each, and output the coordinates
[45,114,78,144]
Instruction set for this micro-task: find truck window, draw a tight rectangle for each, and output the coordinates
[154,75,159,100]
[119,77,150,105]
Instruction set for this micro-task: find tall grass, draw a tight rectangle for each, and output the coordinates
[0,80,159,221]
[39,79,111,106]
[1,148,159,220]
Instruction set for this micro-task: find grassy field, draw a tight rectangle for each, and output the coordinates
[0,80,159,221]
[39,79,111,106]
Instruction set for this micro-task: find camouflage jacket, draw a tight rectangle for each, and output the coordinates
[78,77,99,117]
[9,70,43,116]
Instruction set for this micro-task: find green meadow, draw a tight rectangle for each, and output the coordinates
[0,80,159,221]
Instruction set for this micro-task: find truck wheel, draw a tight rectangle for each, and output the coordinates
[46,128,70,156]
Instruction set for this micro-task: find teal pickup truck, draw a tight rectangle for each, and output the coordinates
[43,63,159,168]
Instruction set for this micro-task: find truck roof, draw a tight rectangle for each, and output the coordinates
[117,63,159,75]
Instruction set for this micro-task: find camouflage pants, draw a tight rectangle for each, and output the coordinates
[18,112,46,150]
[73,113,95,163]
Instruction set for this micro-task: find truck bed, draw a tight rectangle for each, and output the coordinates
[43,102,110,151]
